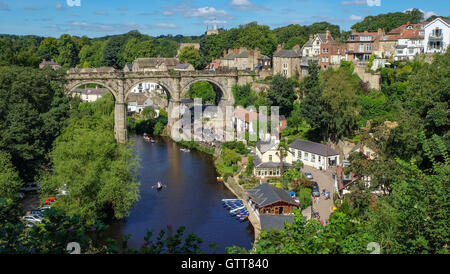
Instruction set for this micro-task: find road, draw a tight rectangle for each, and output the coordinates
[301,165,336,224]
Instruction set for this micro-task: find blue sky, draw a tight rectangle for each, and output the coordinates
[0,0,448,38]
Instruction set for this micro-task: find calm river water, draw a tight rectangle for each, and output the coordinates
[106,136,254,253]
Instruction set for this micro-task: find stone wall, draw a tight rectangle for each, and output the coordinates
[354,66,381,90]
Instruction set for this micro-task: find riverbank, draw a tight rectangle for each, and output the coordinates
[174,139,261,248]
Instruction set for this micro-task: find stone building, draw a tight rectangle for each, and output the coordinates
[378,34,399,59]
[272,44,302,78]
[72,87,108,102]
[220,47,262,70]
[319,30,346,70]
[132,58,179,72]
[39,59,61,70]
[346,29,384,62]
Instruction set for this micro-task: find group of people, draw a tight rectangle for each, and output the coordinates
[322,189,331,200]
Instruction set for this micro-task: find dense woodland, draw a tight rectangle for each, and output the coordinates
[0,9,449,254]
[0,8,444,70]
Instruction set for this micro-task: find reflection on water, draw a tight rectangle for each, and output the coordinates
[106,136,254,253]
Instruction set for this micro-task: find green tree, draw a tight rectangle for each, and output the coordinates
[56,34,79,68]
[188,81,216,105]
[178,46,201,69]
[38,37,59,61]
[267,75,297,116]
[0,151,22,201]
[40,94,140,225]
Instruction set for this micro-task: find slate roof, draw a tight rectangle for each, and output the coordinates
[236,51,250,58]
[222,53,237,60]
[124,64,133,71]
[133,58,178,68]
[256,140,278,154]
[175,63,191,70]
[273,49,301,58]
[247,183,299,207]
[260,214,294,231]
[127,93,152,105]
[289,139,339,157]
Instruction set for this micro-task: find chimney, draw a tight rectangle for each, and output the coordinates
[309,34,313,39]
[378,27,384,37]
[326,30,331,39]
[234,48,239,54]
[240,46,247,53]
[228,48,233,54]
[223,49,227,57]
[250,50,254,56]
[277,44,282,51]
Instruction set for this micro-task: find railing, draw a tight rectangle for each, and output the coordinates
[429,33,443,40]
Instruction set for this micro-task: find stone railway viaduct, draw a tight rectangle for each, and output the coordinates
[65,68,256,143]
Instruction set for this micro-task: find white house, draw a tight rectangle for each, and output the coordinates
[127,93,154,113]
[302,33,328,59]
[72,88,108,102]
[424,18,450,54]
[253,140,293,179]
[289,139,339,171]
[394,23,425,60]
[130,82,163,94]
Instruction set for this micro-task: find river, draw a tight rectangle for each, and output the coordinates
[106,136,254,253]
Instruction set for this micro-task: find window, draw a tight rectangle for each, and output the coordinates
[311,154,315,163]
[283,62,288,76]
[359,44,364,52]
[297,150,301,158]
[269,155,273,162]
[322,48,329,53]
[304,153,309,161]
[366,45,372,51]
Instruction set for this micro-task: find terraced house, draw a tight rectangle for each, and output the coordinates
[346,29,383,62]
[391,21,425,60]
[272,44,303,78]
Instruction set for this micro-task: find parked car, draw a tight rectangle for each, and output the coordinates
[39,205,51,211]
[21,182,40,192]
[305,172,313,179]
[44,197,56,204]
[30,210,43,217]
[311,182,320,197]
[22,214,43,224]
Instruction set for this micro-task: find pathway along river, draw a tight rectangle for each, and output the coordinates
[106,136,254,253]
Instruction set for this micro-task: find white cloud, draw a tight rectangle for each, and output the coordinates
[349,14,362,20]
[424,11,436,19]
[230,0,271,11]
[162,3,229,19]
[341,0,381,6]
[341,0,367,5]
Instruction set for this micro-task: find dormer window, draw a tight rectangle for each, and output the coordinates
[407,25,413,30]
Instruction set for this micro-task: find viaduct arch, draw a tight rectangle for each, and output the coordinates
[65,68,256,144]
